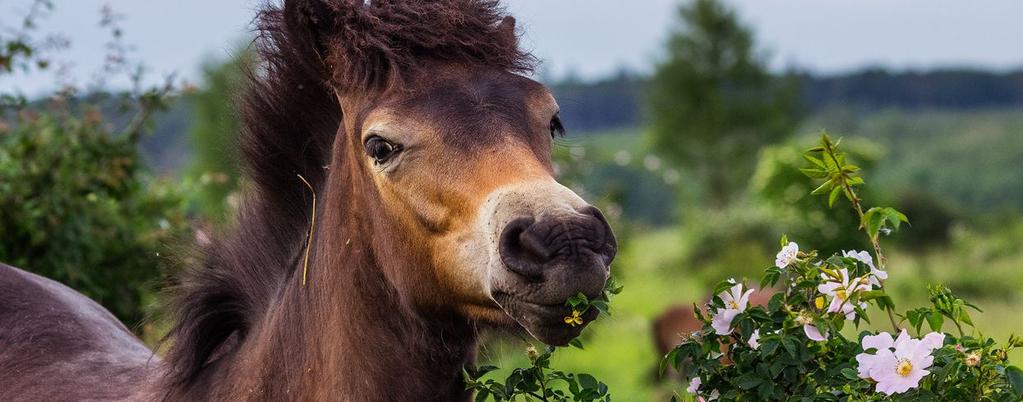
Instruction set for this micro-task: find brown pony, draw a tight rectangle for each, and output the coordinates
[0,0,616,401]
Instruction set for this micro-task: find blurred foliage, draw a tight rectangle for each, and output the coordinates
[801,68,1023,111]
[890,190,960,252]
[0,111,189,325]
[850,110,1023,213]
[674,204,775,284]
[0,1,190,328]
[897,215,1023,302]
[552,131,680,230]
[647,0,802,207]
[749,137,882,253]
[185,51,250,222]
[548,69,1023,144]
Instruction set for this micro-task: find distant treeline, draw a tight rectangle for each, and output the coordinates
[133,67,1023,173]
[550,68,1023,133]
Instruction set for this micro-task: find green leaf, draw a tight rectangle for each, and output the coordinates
[735,373,764,390]
[659,349,675,377]
[578,373,598,390]
[472,365,500,379]
[828,185,842,207]
[864,207,885,239]
[811,179,833,196]
[841,367,859,380]
[1006,365,1023,397]
[926,312,944,332]
[883,207,909,232]
[767,292,784,312]
[781,336,798,358]
[569,338,585,350]
[761,266,782,289]
[799,167,828,178]
[905,309,926,333]
[802,154,826,168]
[712,280,737,298]
[566,292,588,308]
[957,308,975,327]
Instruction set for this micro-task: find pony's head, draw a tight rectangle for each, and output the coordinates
[294,0,617,345]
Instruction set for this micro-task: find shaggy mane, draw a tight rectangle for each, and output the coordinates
[161,0,534,390]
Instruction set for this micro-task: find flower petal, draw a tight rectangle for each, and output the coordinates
[817,282,841,295]
[803,324,828,341]
[855,352,881,379]
[711,309,739,335]
[862,331,894,352]
[893,328,912,351]
[920,332,945,351]
[737,288,755,310]
[687,377,701,394]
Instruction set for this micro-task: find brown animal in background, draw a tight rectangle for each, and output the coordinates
[652,288,775,380]
[0,1,617,401]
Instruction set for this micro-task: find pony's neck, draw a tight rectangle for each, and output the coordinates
[225,175,476,401]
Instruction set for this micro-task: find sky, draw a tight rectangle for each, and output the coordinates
[2,0,1022,95]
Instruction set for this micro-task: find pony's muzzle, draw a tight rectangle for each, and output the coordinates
[497,206,617,298]
[479,180,618,345]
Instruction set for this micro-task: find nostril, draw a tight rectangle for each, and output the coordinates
[578,205,618,266]
[519,227,553,262]
[579,206,609,227]
[499,217,548,279]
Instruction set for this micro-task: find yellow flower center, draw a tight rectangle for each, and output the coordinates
[835,289,848,301]
[896,360,913,377]
[728,301,739,309]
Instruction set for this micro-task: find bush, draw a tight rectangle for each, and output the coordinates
[0,0,191,330]
[0,109,189,326]
[664,134,1023,401]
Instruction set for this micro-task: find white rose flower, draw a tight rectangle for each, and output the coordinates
[775,242,799,268]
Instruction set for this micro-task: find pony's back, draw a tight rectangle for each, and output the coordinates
[0,263,156,401]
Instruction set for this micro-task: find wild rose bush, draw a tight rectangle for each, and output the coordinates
[664,134,1023,401]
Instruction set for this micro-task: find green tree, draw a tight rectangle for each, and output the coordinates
[185,52,250,222]
[0,1,189,328]
[647,0,802,207]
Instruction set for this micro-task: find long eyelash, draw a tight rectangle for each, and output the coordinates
[552,132,580,149]
[550,116,566,138]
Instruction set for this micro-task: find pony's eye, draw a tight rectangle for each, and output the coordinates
[364,136,402,164]
[549,114,565,138]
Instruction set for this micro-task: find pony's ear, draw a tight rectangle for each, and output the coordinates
[282,0,337,62]
[497,16,518,47]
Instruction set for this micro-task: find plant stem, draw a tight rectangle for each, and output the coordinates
[953,319,965,338]
[535,363,551,402]
[822,140,899,332]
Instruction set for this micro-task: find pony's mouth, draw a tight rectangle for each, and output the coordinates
[492,291,602,346]
[471,181,617,345]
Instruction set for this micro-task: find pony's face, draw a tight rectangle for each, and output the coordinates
[350,66,616,345]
